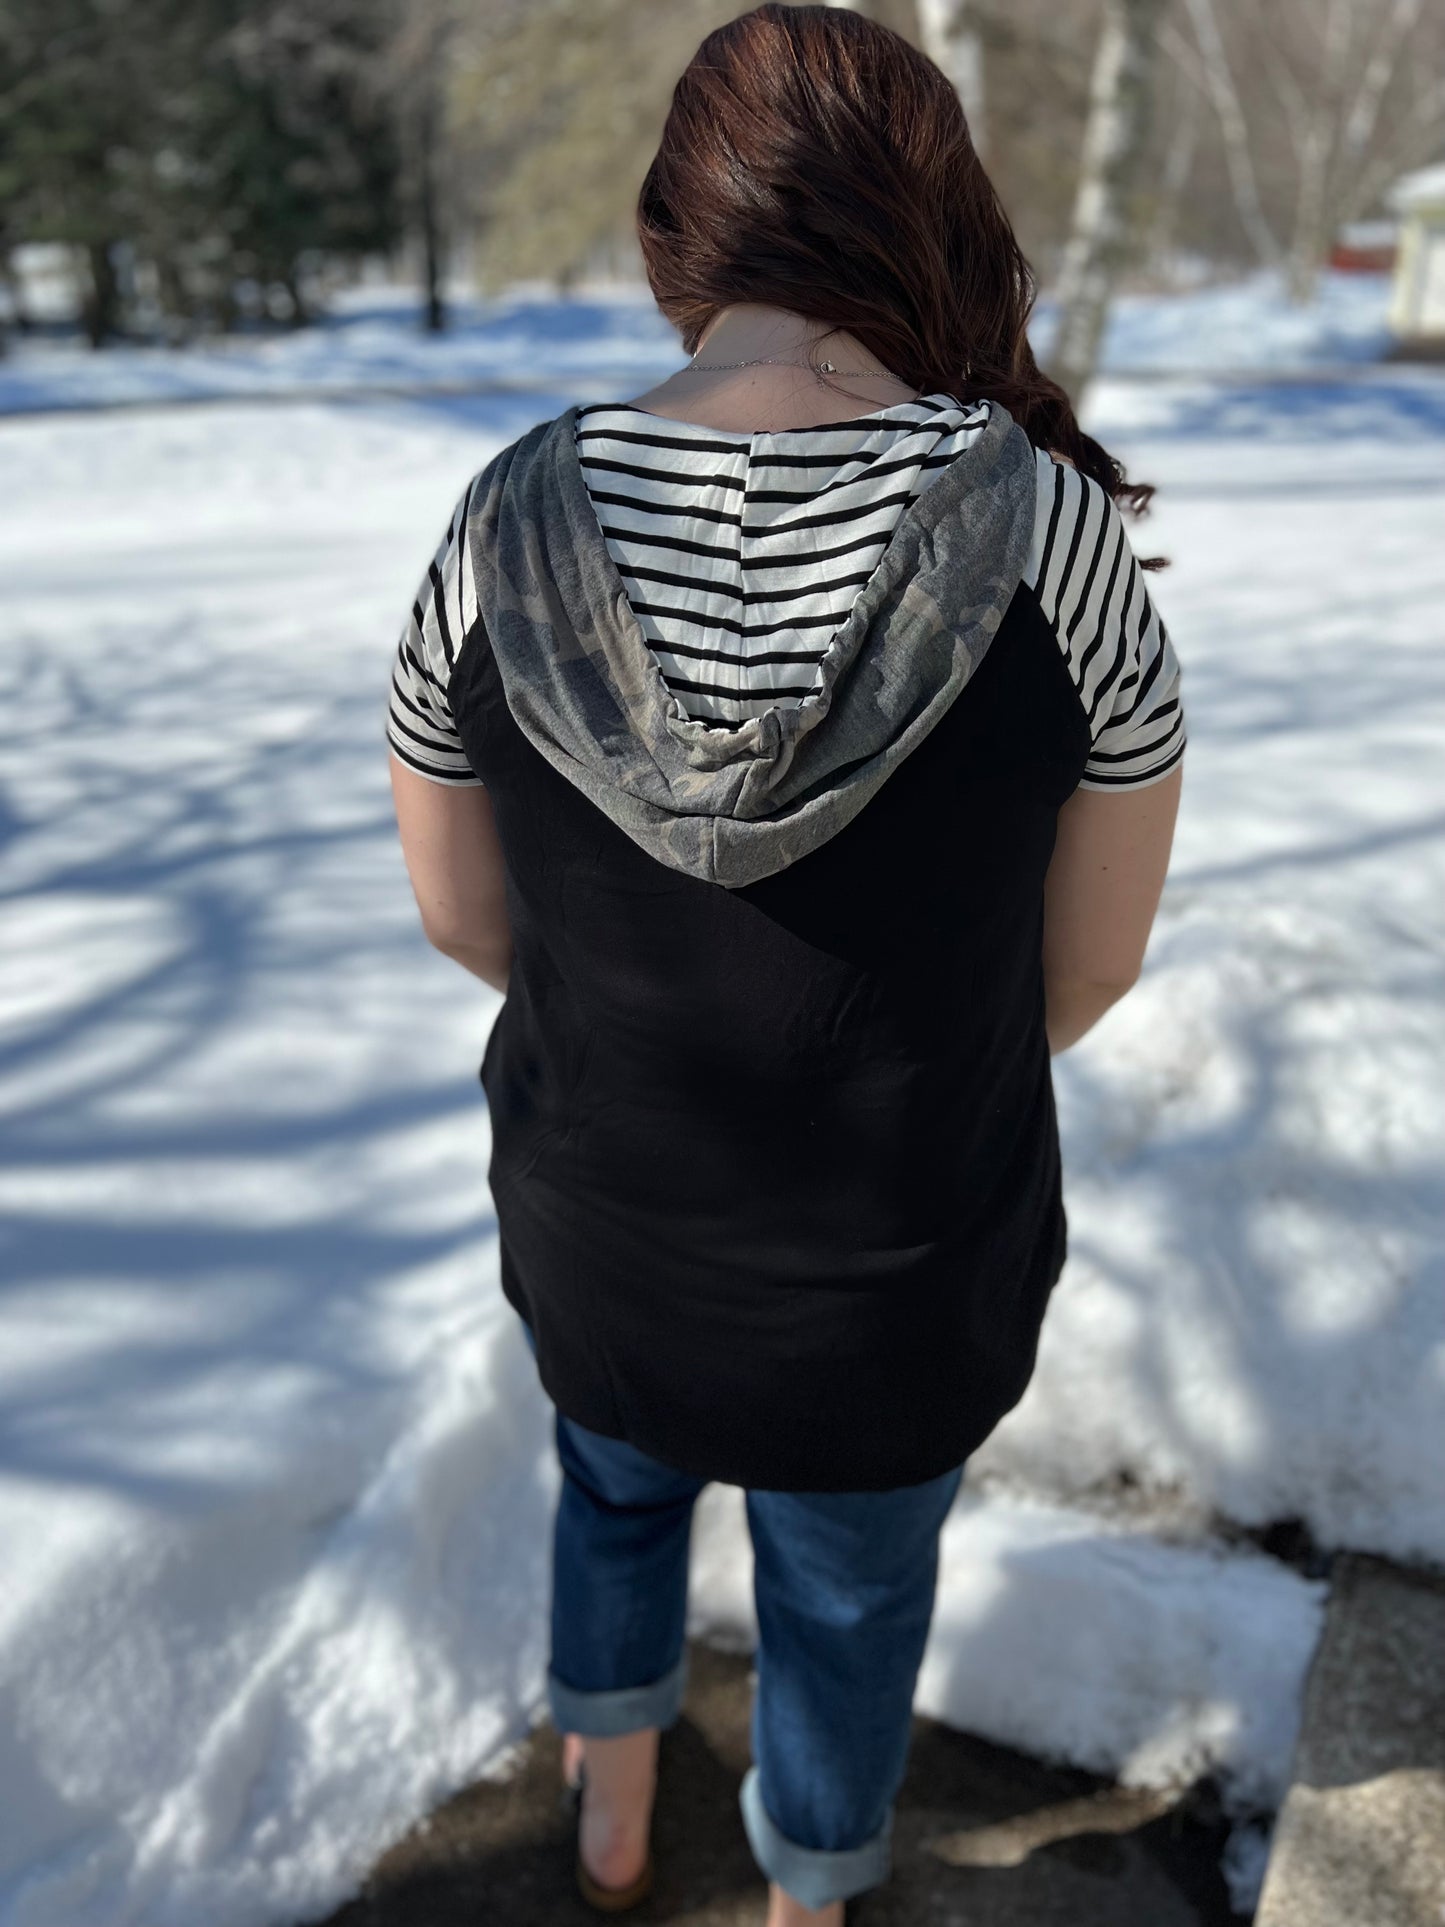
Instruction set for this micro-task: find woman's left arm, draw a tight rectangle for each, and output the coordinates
[389,752,513,993]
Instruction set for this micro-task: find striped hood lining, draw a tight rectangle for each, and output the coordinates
[572,392,995,727]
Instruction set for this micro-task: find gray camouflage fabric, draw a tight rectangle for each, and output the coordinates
[462,396,1039,889]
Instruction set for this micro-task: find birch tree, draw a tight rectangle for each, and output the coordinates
[1264,0,1429,302]
[1048,0,1169,405]
[916,0,988,154]
[1142,52,1201,280]
[1168,0,1444,302]
[1173,0,1281,269]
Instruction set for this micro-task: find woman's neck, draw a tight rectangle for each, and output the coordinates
[625,302,918,433]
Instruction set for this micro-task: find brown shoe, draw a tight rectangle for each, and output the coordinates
[565,1762,655,1913]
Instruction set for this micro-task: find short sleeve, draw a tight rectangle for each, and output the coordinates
[384,481,486,787]
[1024,450,1186,792]
[1079,543,1185,791]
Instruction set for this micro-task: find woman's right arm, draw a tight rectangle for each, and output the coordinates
[1042,764,1183,1054]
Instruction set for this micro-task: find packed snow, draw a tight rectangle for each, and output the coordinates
[1,277,1440,1925]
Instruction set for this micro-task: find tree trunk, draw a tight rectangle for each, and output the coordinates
[282,267,310,328]
[916,0,987,155]
[1285,0,1424,307]
[1048,0,1168,407]
[1180,0,1281,270]
[401,6,451,338]
[155,250,193,341]
[1144,63,1199,283]
[0,246,28,349]
[418,80,446,334]
[1285,120,1333,305]
[82,240,122,348]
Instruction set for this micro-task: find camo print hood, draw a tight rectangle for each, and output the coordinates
[462,397,1038,889]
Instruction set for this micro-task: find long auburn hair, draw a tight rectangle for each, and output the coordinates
[637,3,1163,566]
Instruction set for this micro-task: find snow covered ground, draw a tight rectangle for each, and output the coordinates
[0,263,1398,416]
[1,280,1441,1925]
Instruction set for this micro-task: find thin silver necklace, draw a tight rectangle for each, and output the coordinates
[687,353,902,375]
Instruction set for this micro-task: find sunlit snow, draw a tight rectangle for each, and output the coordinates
[2,273,1439,1925]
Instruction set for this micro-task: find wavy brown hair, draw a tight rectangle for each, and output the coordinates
[637,2,1163,566]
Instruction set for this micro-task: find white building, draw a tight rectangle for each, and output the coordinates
[1387,162,1445,349]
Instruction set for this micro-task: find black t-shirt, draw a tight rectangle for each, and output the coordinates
[384,397,1186,1492]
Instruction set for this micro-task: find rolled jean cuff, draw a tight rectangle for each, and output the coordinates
[546,1647,689,1738]
[739,1762,893,1908]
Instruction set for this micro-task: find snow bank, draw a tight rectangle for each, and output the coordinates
[0,1295,554,1927]
[689,1483,1325,1810]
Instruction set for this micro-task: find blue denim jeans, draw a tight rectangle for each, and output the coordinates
[519,1319,964,1909]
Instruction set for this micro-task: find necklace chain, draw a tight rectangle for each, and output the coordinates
[687,353,901,376]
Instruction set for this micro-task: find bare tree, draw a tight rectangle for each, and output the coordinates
[1270,0,1427,301]
[449,0,739,294]
[1172,0,1282,269]
[1169,0,1445,302]
[917,0,988,153]
[1048,0,1170,404]
[1142,50,1202,280]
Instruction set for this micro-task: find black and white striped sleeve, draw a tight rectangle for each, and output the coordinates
[1024,450,1186,791]
[384,481,486,787]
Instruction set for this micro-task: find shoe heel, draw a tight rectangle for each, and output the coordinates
[576,1850,655,1912]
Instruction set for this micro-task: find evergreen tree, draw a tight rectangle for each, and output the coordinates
[201,0,401,325]
[0,0,402,342]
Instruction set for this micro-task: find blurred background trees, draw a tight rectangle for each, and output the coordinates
[0,0,1440,354]
[0,0,401,342]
